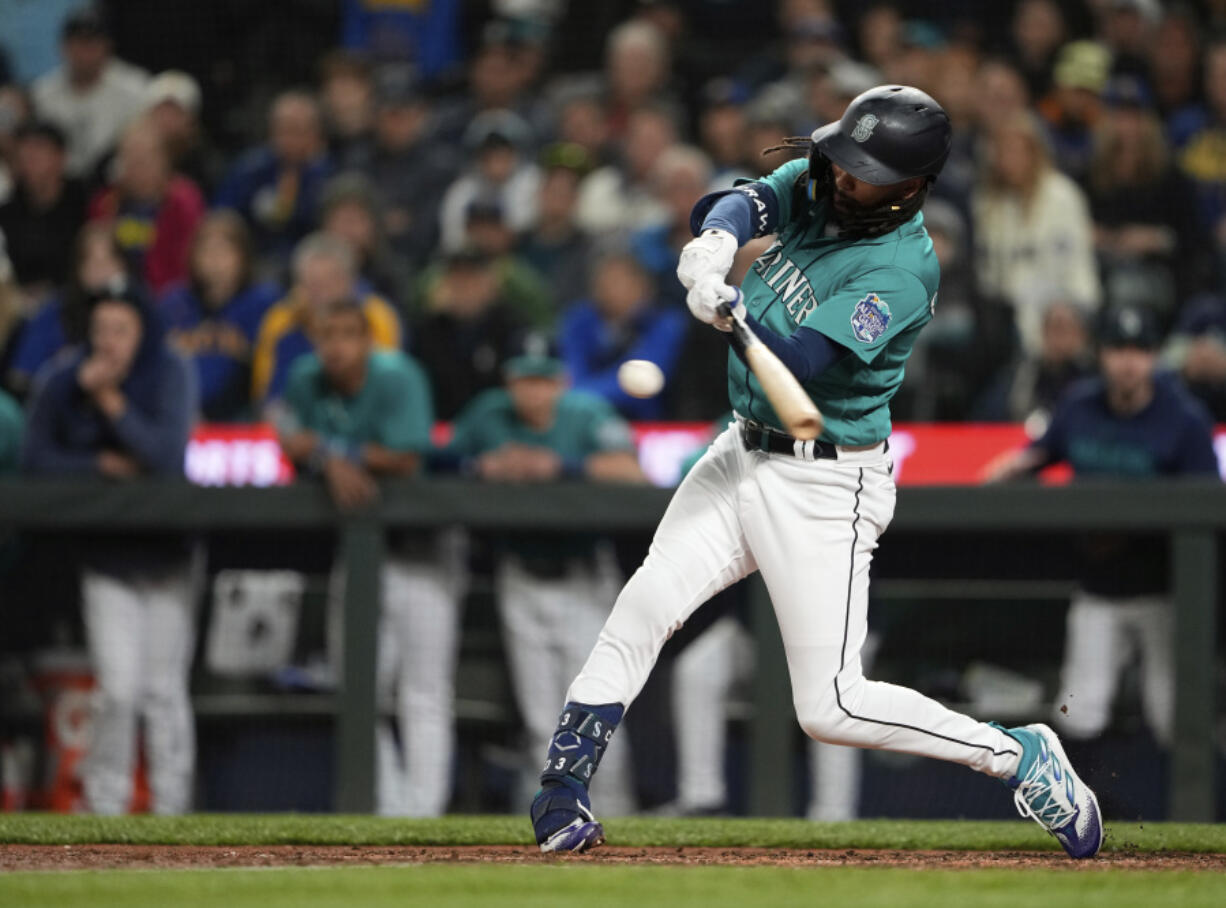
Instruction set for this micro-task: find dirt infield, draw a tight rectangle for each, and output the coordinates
[3,844,1224,872]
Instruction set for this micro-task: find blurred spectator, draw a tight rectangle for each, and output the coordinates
[0,121,86,296]
[553,87,615,168]
[445,331,642,813]
[319,172,413,306]
[21,283,199,815]
[576,104,675,236]
[438,109,540,254]
[0,230,19,363]
[276,297,461,816]
[698,78,753,187]
[354,66,457,270]
[602,19,679,140]
[856,2,903,76]
[974,300,1095,425]
[1171,36,1226,279]
[410,248,526,420]
[30,6,148,181]
[142,70,217,194]
[1089,77,1206,313]
[214,91,333,266]
[1008,0,1067,99]
[1148,8,1201,123]
[251,232,400,403]
[560,252,687,421]
[517,142,597,309]
[318,51,375,170]
[631,145,714,308]
[160,211,281,421]
[6,222,130,397]
[0,383,19,473]
[0,83,33,205]
[973,111,1101,357]
[0,0,83,85]
[1163,292,1226,421]
[88,120,205,296]
[450,199,553,329]
[986,305,1219,748]
[1037,40,1110,185]
[339,0,462,79]
[1098,0,1160,80]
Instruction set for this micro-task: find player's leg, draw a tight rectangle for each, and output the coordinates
[384,554,464,817]
[374,601,408,815]
[807,631,879,821]
[80,569,144,814]
[1129,596,1174,747]
[532,426,757,850]
[139,565,198,815]
[1051,592,1128,741]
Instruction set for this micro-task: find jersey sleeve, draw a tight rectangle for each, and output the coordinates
[800,266,932,363]
[1172,402,1221,477]
[282,357,319,430]
[752,158,808,228]
[447,392,497,457]
[580,396,636,455]
[376,355,434,452]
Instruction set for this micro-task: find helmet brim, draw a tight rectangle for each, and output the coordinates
[812,121,913,187]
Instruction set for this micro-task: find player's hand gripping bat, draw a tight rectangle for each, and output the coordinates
[716,295,823,441]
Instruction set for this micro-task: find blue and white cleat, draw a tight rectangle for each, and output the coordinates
[1005,723,1103,859]
[532,782,605,854]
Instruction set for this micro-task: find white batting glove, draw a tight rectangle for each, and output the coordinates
[676,228,738,290]
[686,275,743,331]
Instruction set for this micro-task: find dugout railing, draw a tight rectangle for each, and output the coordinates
[0,478,1220,820]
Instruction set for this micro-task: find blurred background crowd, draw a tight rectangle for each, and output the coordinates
[0,0,1224,821]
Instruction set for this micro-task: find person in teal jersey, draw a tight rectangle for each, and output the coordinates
[448,332,643,817]
[276,297,464,817]
[530,86,1104,860]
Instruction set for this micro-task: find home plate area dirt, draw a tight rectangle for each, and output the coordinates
[3,845,1225,871]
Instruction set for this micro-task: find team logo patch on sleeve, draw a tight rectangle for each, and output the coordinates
[850,293,891,343]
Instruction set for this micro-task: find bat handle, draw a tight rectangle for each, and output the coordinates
[714,288,743,322]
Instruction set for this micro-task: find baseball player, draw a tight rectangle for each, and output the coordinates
[530,86,1103,859]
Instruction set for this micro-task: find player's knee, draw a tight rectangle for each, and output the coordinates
[794,686,849,744]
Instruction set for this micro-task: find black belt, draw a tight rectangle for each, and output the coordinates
[740,423,888,460]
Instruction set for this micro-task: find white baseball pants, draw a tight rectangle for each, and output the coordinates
[497,550,637,815]
[1052,591,1173,746]
[570,424,1023,781]
[81,565,198,815]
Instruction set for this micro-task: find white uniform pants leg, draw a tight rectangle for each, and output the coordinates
[499,553,636,814]
[1052,592,1131,740]
[1127,597,1174,747]
[571,426,1022,784]
[672,616,753,810]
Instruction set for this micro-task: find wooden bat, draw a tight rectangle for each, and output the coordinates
[717,295,823,441]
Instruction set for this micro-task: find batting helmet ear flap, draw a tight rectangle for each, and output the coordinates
[806,143,833,203]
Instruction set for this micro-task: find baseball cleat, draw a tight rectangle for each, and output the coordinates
[1005,723,1103,859]
[538,816,606,854]
[531,781,605,854]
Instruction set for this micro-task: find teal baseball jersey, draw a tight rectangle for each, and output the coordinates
[284,349,434,450]
[450,388,634,463]
[730,158,940,445]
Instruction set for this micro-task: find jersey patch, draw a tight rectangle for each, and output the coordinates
[850,293,891,343]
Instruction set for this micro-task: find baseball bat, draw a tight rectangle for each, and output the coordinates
[717,295,823,441]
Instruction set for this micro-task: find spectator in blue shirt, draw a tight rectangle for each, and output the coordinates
[160,211,281,421]
[987,305,1220,749]
[214,91,333,267]
[560,251,686,421]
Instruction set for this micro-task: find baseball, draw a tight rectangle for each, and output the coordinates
[617,359,665,398]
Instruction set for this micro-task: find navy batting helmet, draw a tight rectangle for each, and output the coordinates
[809,85,952,188]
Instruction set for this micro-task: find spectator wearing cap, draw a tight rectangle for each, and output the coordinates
[159,211,281,421]
[143,70,217,194]
[319,172,414,307]
[21,282,199,816]
[275,295,462,816]
[354,66,457,270]
[318,51,376,171]
[444,331,642,814]
[31,6,149,181]
[0,121,86,296]
[1170,37,1226,276]
[1163,293,1226,421]
[1036,40,1111,186]
[251,232,400,403]
[409,248,526,420]
[560,251,686,421]
[1089,76,1207,312]
[214,91,334,266]
[986,305,1219,749]
[517,143,598,310]
[6,222,131,398]
[1098,0,1162,81]
[88,119,205,296]
[972,111,1101,358]
[438,109,540,254]
[575,104,675,237]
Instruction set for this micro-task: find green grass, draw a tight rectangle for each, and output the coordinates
[3,864,1226,908]
[0,814,1224,853]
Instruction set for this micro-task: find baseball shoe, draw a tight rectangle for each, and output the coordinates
[1003,723,1103,859]
[531,781,605,854]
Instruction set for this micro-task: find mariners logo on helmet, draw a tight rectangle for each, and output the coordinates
[851,113,879,143]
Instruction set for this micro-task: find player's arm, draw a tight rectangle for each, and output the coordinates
[983,403,1069,483]
[362,445,421,476]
